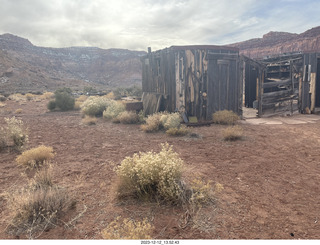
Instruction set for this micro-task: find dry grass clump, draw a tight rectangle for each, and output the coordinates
[40,92,54,100]
[9,93,26,102]
[189,178,213,207]
[101,216,153,239]
[74,95,88,110]
[5,180,72,238]
[15,108,23,114]
[81,116,97,125]
[116,111,140,124]
[25,93,35,101]
[141,112,182,133]
[166,125,189,136]
[103,100,125,120]
[222,125,243,141]
[80,96,111,117]
[212,110,239,125]
[16,145,55,169]
[115,143,184,203]
[2,117,29,151]
[0,102,6,107]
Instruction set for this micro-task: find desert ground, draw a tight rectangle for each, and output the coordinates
[0,98,320,239]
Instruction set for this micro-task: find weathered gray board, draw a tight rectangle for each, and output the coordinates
[241,55,265,113]
[258,54,303,117]
[141,45,242,121]
[300,53,320,113]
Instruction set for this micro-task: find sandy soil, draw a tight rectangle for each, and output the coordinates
[0,99,320,239]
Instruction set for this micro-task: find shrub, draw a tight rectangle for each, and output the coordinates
[81,116,97,125]
[101,217,153,239]
[47,100,56,111]
[0,127,7,151]
[115,143,184,203]
[212,110,239,125]
[5,117,28,151]
[190,178,213,206]
[16,145,55,169]
[166,125,189,136]
[160,113,181,129]
[5,184,71,238]
[116,111,140,124]
[103,100,125,120]
[31,166,54,189]
[76,95,88,102]
[140,113,163,132]
[141,112,182,133]
[0,95,6,102]
[54,90,75,111]
[222,125,243,141]
[81,96,111,117]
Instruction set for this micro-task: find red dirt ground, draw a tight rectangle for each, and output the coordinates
[1,99,320,240]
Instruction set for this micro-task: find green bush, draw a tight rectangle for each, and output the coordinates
[47,100,56,111]
[81,96,111,117]
[54,90,75,111]
[103,100,126,120]
[212,110,239,125]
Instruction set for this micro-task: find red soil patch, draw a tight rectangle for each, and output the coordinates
[0,99,320,239]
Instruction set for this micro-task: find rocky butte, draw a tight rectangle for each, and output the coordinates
[229,26,320,58]
[0,33,146,93]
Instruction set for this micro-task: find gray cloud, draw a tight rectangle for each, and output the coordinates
[1,0,320,51]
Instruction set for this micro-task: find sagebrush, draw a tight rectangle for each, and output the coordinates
[116,111,140,124]
[115,143,184,203]
[81,96,111,117]
[103,100,125,120]
[3,117,29,151]
[141,112,181,133]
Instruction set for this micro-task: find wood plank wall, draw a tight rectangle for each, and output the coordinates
[141,46,241,121]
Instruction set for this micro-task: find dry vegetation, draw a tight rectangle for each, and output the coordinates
[222,125,244,141]
[212,110,240,125]
[16,145,55,169]
[2,93,320,240]
[101,217,154,239]
[0,117,29,151]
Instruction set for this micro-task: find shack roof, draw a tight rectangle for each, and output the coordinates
[169,45,239,52]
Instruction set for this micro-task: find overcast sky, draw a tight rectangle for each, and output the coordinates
[1,0,320,51]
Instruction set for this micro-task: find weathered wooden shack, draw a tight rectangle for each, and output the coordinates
[141,45,242,122]
[243,52,320,117]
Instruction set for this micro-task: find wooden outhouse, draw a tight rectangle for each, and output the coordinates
[141,45,242,122]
